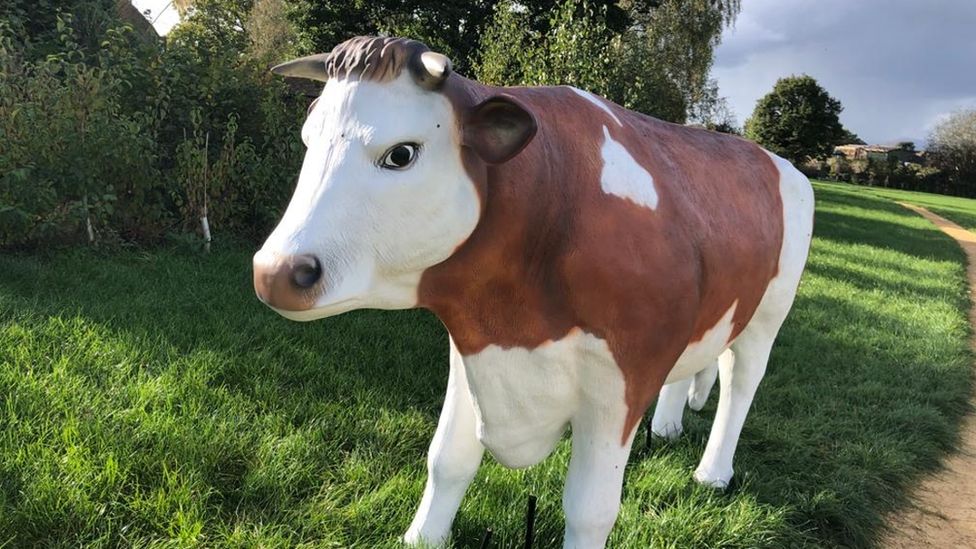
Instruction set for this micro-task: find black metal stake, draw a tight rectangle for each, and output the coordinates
[479,528,493,549]
[645,416,653,450]
[523,494,537,549]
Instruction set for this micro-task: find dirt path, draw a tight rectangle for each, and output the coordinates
[883,203,976,548]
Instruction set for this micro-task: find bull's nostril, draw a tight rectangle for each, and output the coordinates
[291,255,323,289]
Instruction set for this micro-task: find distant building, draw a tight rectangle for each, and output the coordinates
[833,143,923,164]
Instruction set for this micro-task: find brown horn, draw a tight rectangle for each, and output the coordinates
[271,53,330,82]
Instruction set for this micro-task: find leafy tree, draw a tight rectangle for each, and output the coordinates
[0,0,306,248]
[0,0,155,59]
[284,1,496,74]
[246,0,298,66]
[744,75,847,162]
[840,127,865,145]
[630,0,740,122]
[476,0,737,122]
[478,1,614,92]
[169,0,254,53]
[928,109,976,195]
[284,0,614,73]
[0,15,163,246]
[283,0,737,91]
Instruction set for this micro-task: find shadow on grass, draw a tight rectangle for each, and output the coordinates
[0,183,972,547]
[812,185,965,262]
[0,246,451,540]
[0,247,448,412]
[804,258,956,302]
[734,290,971,547]
[864,186,976,232]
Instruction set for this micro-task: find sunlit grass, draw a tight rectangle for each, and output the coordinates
[821,180,976,233]
[0,183,972,547]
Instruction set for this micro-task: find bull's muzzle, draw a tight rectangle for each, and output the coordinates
[252,251,323,311]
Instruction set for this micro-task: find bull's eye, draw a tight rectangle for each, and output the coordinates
[380,143,419,170]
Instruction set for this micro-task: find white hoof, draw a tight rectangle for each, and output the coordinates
[693,466,732,489]
[403,529,448,548]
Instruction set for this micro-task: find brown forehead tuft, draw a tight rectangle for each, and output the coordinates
[325,36,430,83]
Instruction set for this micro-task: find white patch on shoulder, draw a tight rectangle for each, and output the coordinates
[459,330,628,468]
[599,126,659,210]
[665,302,737,383]
[569,87,622,126]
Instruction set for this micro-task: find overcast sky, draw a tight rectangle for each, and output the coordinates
[713,0,976,146]
[132,0,180,36]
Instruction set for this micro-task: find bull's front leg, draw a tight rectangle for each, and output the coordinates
[562,408,639,548]
[403,338,484,546]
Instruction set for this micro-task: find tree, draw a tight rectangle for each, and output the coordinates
[928,110,976,195]
[839,127,865,145]
[282,0,738,115]
[168,0,254,53]
[475,0,738,123]
[630,0,740,122]
[285,0,508,74]
[246,0,298,66]
[744,75,847,163]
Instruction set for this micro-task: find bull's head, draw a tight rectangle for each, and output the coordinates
[253,37,537,320]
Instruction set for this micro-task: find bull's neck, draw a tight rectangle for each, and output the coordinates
[416,92,578,353]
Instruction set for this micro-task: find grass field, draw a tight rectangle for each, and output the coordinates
[821,180,976,233]
[1,183,973,547]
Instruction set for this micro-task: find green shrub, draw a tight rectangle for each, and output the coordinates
[0,5,306,249]
[0,17,166,247]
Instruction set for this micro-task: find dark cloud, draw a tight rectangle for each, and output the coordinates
[713,0,976,145]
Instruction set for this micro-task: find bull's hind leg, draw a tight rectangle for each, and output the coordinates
[694,267,803,488]
[693,334,769,488]
[687,360,720,411]
[404,339,484,546]
[694,150,813,489]
[650,377,693,440]
[650,358,722,439]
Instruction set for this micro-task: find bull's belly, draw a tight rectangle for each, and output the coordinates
[459,329,627,468]
[457,306,740,467]
[664,303,737,384]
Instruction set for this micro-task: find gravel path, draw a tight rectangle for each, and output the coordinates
[883,203,976,548]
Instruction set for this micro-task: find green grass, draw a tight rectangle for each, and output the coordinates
[818,180,976,233]
[1,183,973,547]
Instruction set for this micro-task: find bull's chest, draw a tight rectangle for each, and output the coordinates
[457,330,627,468]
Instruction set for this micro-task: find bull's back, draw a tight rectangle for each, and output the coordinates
[512,86,786,343]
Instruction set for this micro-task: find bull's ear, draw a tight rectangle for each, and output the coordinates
[463,95,537,165]
[271,53,330,82]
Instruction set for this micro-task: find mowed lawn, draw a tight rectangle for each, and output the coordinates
[1,183,973,548]
[839,181,976,232]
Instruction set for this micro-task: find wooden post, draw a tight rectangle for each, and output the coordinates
[201,132,211,253]
[83,195,94,245]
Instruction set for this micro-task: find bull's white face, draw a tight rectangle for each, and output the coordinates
[254,73,481,320]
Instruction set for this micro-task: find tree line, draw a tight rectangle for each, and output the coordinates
[4,1,974,250]
[743,74,976,197]
[0,0,742,249]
